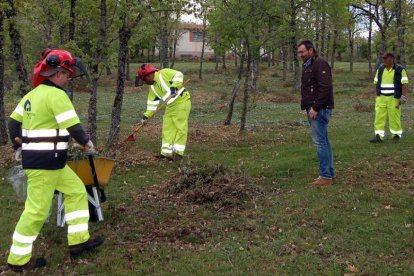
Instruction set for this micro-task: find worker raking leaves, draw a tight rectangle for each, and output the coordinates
[6,49,103,272]
[136,64,192,161]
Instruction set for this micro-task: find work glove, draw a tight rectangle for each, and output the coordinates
[15,147,22,161]
[86,140,96,155]
[170,87,177,98]
[141,115,148,125]
[399,95,407,105]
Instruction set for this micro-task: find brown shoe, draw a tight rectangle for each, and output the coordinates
[8,257,47,272]
[314,176,336,183]
[310,177,333,187]
[69,236,104,257]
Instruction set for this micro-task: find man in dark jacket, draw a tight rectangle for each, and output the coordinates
[297,40,335,187]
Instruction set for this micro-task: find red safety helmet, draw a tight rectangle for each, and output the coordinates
[137,63,159,81]
[33,49,76,87]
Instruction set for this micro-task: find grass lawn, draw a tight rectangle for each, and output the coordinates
[0,61,413,275]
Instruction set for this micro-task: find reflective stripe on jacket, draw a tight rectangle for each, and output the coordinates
[375,64,408,99]
[144,69,190,118]
[10,82,80,169]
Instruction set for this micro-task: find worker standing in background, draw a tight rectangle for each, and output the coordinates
[297,40,335,187]
[137,64,191,161]
[6,49,103,272]
[370,52,409,143]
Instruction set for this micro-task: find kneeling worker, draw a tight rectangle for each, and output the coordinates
[137,64,191,160]
[6,49,103,272]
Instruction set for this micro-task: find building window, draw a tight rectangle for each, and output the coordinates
[189,31,205,42]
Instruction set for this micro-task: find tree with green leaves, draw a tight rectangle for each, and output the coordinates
[351,0,396,66]
[107,1,144,147]
[6,0,30,97]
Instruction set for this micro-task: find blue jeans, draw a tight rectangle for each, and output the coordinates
[307,108,335,179]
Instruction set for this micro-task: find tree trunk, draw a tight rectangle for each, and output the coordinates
[331,29,338,69]
[326,31,331,64]
[396,0,405,66]
[320,11,326,57]
[224,49,244,126]
[249,0,259,95]
[6,0,30,97]
[282,44,288,81]
[0,12,7,145]
[107,17,131,147]
[215,55,219,71]
[290,0,300,92]
[380,29,386,55]
[69,0,76,40]
[251,58,259,94]
[367,4,373,76]
[222,54,226,70]
[88,0,107,144]
[199,17,207,80]
[377,29,386,67]
[170,37,177,68]
[59,0,66,44]
[348,26,354,72]
[160,22,169,68]
[267,49,272,67]
[234,51,237,67]
[240,44,250,132]
[314,10,320,50]
[152,45,156,62]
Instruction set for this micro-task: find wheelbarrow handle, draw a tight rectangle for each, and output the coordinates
[87,154,106,203]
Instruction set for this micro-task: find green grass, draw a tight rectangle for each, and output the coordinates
[1,62,414,275]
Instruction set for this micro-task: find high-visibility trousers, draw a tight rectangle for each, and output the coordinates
[161,97,191,157]
[374,95,403,138]
[8,165,90,266]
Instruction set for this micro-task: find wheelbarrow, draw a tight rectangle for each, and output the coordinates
[56,155,115,227]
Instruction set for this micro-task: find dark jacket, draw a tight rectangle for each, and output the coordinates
[300,55,334,111]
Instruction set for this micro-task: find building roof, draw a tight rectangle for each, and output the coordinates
[181,22,207,31]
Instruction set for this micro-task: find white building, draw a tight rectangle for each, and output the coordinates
[175,23,214,59]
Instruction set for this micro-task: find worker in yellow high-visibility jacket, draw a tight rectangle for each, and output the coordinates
[6,49,103,272]
[371,52,409,143]
[137,63,191,160]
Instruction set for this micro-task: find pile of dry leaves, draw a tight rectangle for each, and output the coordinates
[164,163,262,212]
[124,163,263,250]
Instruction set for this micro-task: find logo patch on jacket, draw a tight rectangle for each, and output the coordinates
[24,100,31,111]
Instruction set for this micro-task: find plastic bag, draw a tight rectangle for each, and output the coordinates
[6,165,28,202]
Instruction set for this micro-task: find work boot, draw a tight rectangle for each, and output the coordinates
[392,135,400,143]
[309,177,333,187]
[8,257,47,272]
[173,153,183,162]
[154,154,173,161]
[369,134,383,143]
[69,236,104,257]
